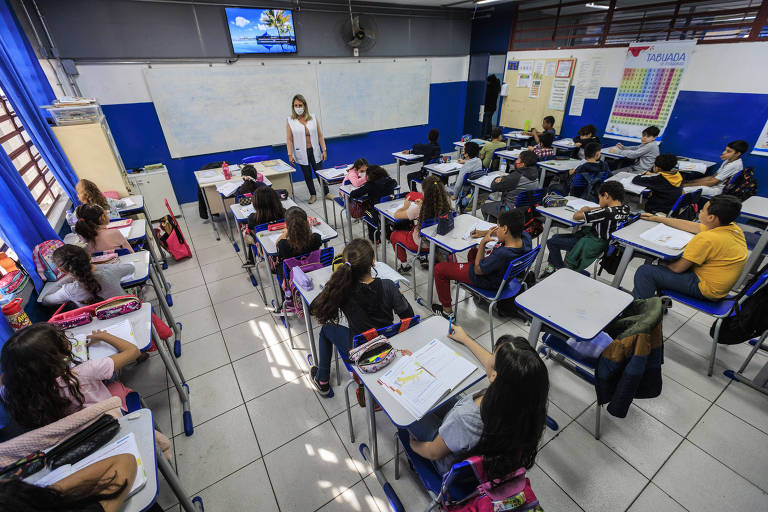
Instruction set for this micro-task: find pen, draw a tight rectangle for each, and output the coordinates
[447,317,453,336]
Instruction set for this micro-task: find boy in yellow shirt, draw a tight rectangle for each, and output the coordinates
[633,195,747,300]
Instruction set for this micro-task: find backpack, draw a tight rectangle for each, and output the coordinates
[33,240,64,282]
[722,167,757,201]
[155,199,192,261]
[281,250,324,318]
[710,263,768,345]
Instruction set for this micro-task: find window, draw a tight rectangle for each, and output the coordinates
[0,88,63,216]
[509,0,768,50]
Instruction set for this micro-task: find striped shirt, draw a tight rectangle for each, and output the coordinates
[584,204,631,240]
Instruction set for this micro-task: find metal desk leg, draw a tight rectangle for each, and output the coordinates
[527,317,543,348]
[252,246,268,305]
[380,211,387,264]
[301,298,318,364]
[219,194,234,243]
[344,195,353,242]
[471,184,480,217]
[426,240,436,308]
[396,159,402,185]
[610,246,635,288]
[365,386,379,469]
[321,181,330,224]
[156,444,203,510]
[143,205,168,270]
[152,328,194,436]
[148,250,171,305]
[532,217,553,277]
[150,268,183,360]
[735,228,768,289]
[538,167,547,187]
[201,187,219,241]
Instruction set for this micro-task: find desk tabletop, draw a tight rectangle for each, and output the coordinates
[470,171,505,191]
[552,138,576,149]
[195,160,293,187]
[453,139,488,148]
[317,165,352,183]
[424,161,462,176]
[421,214,494,253]
[392,152,424,161]
[496,149,522,160]
[352,316,485,426]
[65,302,154,352]
[503,131,530,141]
[255,219,338,255]
[119,195,144,214]
[374,198,407,222]
[229,198,298,222]
[611,219,690,259]
[535,196,595,226]
[537,159,582,171]
[295,261,407,306]
[339,183,362,196]
[515,268,633,341]
[741,196,768,222]
[108,219,146,243]
[606,171,648,195]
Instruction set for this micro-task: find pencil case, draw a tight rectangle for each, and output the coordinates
[106,219,132,229]
[91,252,119,265]
[94,296,141,320]
[349,335,396,373]
[267,217,320,231]
[49,295,141,328]
[542,193,567,208]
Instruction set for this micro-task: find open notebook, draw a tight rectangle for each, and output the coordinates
[71,319,137,361]
[640,223,695,250]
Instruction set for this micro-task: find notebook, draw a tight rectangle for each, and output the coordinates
[216,180,243,197]
[640,224,695,250]
[72,319,137,360]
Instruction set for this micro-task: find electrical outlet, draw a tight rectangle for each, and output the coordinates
[353,48,359,57]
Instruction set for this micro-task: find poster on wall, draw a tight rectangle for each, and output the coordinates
[556,59,574,78]
[548,78,571,110]
[753,119,768,156]
[529,79,542,98]
[517,60,533,87]
[604,40,696,142]
[545,61,556,76]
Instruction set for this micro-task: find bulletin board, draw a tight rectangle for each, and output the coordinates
[499,58,575,134]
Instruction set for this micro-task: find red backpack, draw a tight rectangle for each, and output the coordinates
[154,199,191,261]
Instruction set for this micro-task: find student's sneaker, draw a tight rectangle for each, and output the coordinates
[661,297,673,315]
[310,366,331,396]
[538,264,556,280]
[431,304,453,320]
[324,193,334,201]
[418,255,429,269]
[397,262,412,274]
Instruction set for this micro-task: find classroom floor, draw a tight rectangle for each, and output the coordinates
[125,167,768,512]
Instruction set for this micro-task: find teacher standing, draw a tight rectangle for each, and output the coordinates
[286,94,329,204]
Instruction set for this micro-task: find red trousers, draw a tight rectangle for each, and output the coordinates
[390,228,419,263]
[433,248,478,308]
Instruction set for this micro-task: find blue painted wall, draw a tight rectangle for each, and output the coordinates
[560,87,768,196]
[103,81,467,204]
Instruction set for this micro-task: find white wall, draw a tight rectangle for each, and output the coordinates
[73,56,470,106]
[506,42,768,94]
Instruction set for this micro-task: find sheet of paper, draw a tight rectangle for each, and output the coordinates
[393,151,422,159]
[547,77,571,111]
[555,138,575,147]
[374,261,408,283]
[529,79,542,98]
[121,198,136,208]
[639,224,695,250]
[566,198,598,210]
[677,161,707,173]
[216,180,243,197]
[379,354,448,418]
[413,339,476,392]
[585,56,604,99]
[198,170,218,179]
[271,162,294,172]
[118,226,132,238]
[556,59,574,78]
[545,61,556,77]
[433,162,460,173]
[90,319,136,359]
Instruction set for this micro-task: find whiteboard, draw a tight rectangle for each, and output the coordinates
[143,60,430,158]
[316,61,430,137]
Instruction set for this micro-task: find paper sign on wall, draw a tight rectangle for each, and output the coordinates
[545,61,556,76]
[529,79,542,98]
[753,118,768,157]
[508,61,519,71]
[547,78,571,110]
[556,59,574,78]
[586,56,604,99]
[569,96,585,116]
[533,60,546,80]
[517,60,533,87]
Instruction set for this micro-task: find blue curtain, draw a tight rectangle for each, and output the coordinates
[0,0,79,202]
[0,147,59,291]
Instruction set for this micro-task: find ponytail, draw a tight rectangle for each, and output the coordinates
[52,245,103,303]
[74,204,105,243]
[310,239,374,324]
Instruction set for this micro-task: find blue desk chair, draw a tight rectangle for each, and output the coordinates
[513,188,546,209]
[668,189,702,220]
[410,156,442,192]
[569,171,611,200]
[662,266,768,376]
[393,217,442,301]
[453,246,541,342]
[241,154,269,164]
[363,192,407,242]
[456,168,488,212]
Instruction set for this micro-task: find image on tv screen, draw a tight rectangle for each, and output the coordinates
[225,7,297,54]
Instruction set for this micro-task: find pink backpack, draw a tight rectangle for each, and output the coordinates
[33,240,64,282]
[281,250,323,318]
[442,458,542,512]
[154,199,191,261]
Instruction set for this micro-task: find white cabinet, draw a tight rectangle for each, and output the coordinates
[127,166,181,221]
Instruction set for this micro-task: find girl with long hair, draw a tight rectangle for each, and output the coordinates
[74,204,133,254]
[342,157,369,188]
[242,187,286,267]
[348,165,397,243]
[409,325,549,480]
[308,239,414,395]
[275,206,321,263]
[389,175,453,272]
[39,245,134,307]
[236,164,268,197]
[76,179,126,219]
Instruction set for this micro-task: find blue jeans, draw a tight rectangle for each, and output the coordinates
[407,396,459,442]
[546,232,582,268]
[316,324,351,382]
[633,264,706,300]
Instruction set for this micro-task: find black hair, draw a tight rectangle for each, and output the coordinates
[584,142,602,160]
[310,239,375,325]
[490,126,503,140]
[598,180,625,202]
[642,126,660,137]
[240,164,258,180]
[284,206,312,253]
[418,175,452,230]
[518,150,537,167]
[473,335,549,479]
[428,129,439,143]
[464,141,480,159]
[52,245,103,304]
[654,153,678,173]
[353,158,369,169]
[365,165,389,182]
[538,133,554,148]
[239,179,264,196]
[543,116,555,127]
[0,471,129,512]
[727,140,749,156]
[578,124,596,137]
[497,209,524,238]
[74,204,107,243]
[251,187,285,225]
[707,194,742,225]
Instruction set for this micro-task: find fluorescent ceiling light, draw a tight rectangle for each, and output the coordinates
[585,2,610,9]
[476,0,503,5]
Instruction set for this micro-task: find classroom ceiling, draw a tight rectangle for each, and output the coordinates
[361,0,517,7]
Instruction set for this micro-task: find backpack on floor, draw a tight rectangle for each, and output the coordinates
[154,199,192,261]
[722,167,757,201]
[710,263,768,345]
[33,240,64,282]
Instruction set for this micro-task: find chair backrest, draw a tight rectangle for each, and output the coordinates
[235,193,252,204]
[570,170,611,187]
[428,157,441,165]
[241,155,269,165]
[281,247,335,289]
[498,246,541,294]
[668,189,702,218]
[743,265,768,297]
[351,315,421,347]
[513,188,546,208]
[538,154,554,162]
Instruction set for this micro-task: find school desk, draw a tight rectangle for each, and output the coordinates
[373,197,407,264]
[118,194,169,274]
[420,214,494,309]
[496,148,522,172]
[503,130,530,148]
[392,152,424,185]
[609,219,690,288]
[531,196,596,278]
[423,161,462,181]
[605,171,649,196]
[552,138,576,151]
[734,195,768,289]
[219,178,274,246]
[468,171,505,217]
[65,302,153,352]
[351,316,484,470]
[113,219,171,306]
[316,165,351,224]
[452,139,488,154]
[536,159,582,187]
[601,148,716,173]
[515,268,633,347]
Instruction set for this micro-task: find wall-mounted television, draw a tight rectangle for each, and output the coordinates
[225,8,297,54]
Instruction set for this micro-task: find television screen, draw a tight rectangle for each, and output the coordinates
[225,8,297,54]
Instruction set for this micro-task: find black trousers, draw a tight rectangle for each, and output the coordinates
[297,148,328,196]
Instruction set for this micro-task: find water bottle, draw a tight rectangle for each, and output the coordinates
[222,161,231,180]
[2,298,31,331]
[65,209,77,228]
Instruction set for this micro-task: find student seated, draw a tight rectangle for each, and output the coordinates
[481,150,539,223]
[632,153,682,215]
[432,209,531,317]
[343,157,369,188]
[608,126,661,174]
[276,206,322,274]
[633,195,747,300]
[405,129,442,191]
[528,132,555,160]
[75,204,133,254]
[563,142,610,200]
[39,244,134,307]
[682,140,748,197]
[76,179,126,219]
[528,115,556,144]
[349,165,398,243]
[450,141,482,202]
[236,164,268,196]
[479,127,506,171]
[308,239,414,395]
[542,181,629,277]
[571,124,600,159]
[389,176,452,273]
[408,325,548,477]
[243,187,286,267]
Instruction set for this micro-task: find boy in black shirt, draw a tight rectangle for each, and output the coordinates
[405,128,442,191]
[571,124,600,159]
[632,153,682,215]
[542,181,630,276]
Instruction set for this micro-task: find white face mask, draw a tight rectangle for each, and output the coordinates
[294,106,305,116]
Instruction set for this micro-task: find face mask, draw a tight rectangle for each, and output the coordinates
[294,107,305,116]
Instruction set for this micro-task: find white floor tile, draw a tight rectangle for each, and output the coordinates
[541,401,571,447]
[170,365,244,435]
[201,255,248,284]
[167,285,212,316]
[364,457,432,512]
[176,332,230,379]
[196,459,279,512]
[527,465,584,511]
[627,484,687,512]
[213,291,270,330]
[715,380,768,434]
[654,441,767,512]
[206,273,259,303]
[661,341,730,401]
[164,255,202,276]
[176,306,221,344]
[670,320,753,370]
[195,241,239,266]
[233,341,305,401]
[316,480,381,512]
[331,404,398,477]
[541,357,597,419]
[144,388,172,438]
[263,421,362,512]
[221,316,289,360]
[635,375,711,435]
[163,267,205,293]
[121,352,169,396]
